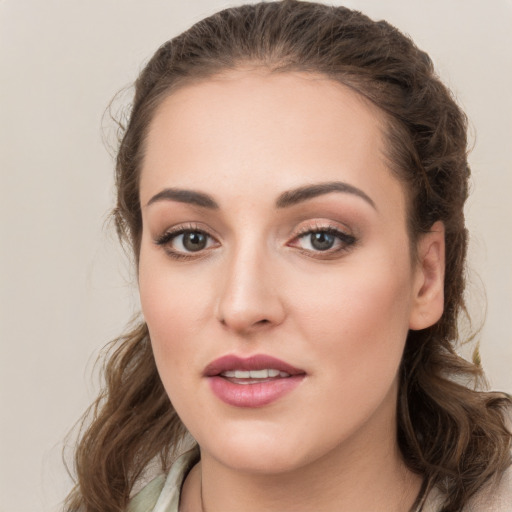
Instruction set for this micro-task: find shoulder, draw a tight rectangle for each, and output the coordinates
[422,462,512,512]
[466,463,512,512]
[128,447,200,512]
[128,474,167,512]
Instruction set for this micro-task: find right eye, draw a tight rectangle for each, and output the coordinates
[155,228,218,258]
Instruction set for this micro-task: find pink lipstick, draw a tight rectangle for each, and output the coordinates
[204,354,306,408]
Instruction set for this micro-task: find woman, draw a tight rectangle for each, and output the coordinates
[64,1,511,511]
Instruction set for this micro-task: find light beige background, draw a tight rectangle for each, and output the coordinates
[1,1,511,511]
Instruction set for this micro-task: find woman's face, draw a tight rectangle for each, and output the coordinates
[138,71,443,474]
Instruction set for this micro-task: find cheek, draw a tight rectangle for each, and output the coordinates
[288,268,413,438]
[138,250,207,375]
[291,258,414,380]
[140,275,204,327]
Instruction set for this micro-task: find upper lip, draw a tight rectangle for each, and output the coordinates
[203,354,305,377]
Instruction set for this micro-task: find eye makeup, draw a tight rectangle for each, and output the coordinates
[153,218,358,262]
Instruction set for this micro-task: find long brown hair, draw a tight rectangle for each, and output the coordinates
[64,2,511,511]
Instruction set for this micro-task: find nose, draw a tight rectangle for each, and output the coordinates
[215,245,286,335]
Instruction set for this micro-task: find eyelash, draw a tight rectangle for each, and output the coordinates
[154,223,356,260]
[154,223,218,260]
[290,224,357,258]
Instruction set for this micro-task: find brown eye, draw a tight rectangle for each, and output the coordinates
[155,228,217,257]
[181,231,208,252]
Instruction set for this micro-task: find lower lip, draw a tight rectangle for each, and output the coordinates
[208,375,305,408]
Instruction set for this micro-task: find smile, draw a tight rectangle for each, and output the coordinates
[220,369,291,381]
[204,354,306,407]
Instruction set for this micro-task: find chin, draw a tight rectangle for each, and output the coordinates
[216,445,308,475]
[196,422,335,476]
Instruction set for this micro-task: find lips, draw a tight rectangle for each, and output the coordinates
[204,354,306,408]
[204,354,305,377]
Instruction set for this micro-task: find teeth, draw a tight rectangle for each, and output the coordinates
[220,368,290,379]
[249,369,268,378]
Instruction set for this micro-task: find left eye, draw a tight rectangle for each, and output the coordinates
[294,229,355,252]
[302,232,336,251]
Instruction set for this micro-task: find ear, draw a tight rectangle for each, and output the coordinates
[409,221,445,331]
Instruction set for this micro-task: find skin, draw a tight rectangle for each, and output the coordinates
[138,70,445,512]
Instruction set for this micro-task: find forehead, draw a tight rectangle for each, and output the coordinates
[140,70,404,217]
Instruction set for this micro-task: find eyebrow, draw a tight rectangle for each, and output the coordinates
[275,181,376,210]
[145,180,375,211]
[146,188,219,209]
